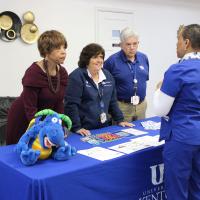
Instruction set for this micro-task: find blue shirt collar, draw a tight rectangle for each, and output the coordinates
[120,50,138,64]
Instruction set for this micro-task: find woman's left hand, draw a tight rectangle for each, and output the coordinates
[118,121,134,127]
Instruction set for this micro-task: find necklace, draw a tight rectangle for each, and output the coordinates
[43,59,60,93]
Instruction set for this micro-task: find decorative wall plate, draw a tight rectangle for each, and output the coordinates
[0,11,22,41]
[20,23,39,44]
[0,15,13,30]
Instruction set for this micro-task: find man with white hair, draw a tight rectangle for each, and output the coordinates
[104,27,149,122]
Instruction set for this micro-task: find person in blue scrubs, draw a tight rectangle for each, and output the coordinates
[153,24,200,200]
[64,43,133,136]
[104,27,149,122]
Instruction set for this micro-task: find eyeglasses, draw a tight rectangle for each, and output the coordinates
[125,42,139,48]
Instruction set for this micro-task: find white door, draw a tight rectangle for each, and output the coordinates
[96,8,134,59]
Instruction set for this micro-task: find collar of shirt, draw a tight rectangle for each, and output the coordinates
[181,52,200,61]
[120,50,138,64]
[87,69,106,88]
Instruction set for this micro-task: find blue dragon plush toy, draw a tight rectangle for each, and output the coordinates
[16,109,76,166]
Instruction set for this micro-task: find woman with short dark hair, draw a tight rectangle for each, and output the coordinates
[6,30,68,144]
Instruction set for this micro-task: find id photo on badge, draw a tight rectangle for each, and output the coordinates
[131,96,140,105]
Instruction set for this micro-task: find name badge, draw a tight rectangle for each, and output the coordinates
[100,112,107,124]
[131,96,140,105]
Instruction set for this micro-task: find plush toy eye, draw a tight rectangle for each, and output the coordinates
[51,117,58,123]
[59,119,62,125]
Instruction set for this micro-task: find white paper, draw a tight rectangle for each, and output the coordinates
[150,135,165,146]
[109,135,163,154]
[130,135,164,146]
[122,128,148,136]
[78,147,124,161]
[109,141,151,154]
[141,120,161,130]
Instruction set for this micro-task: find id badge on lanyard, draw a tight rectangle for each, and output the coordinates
[99,86,107,124]
[128,63,140,106]
[131,78,140,105]
[131,95,140,105]
[100,112,107,123]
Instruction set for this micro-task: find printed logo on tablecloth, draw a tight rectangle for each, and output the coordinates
[150,164,164,185]
[138,163,167,200]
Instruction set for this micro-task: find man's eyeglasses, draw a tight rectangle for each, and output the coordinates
[125,42,139,48]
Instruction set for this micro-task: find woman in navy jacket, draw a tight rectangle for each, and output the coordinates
[64,43,133,136]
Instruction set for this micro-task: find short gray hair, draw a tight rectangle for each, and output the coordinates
[120,27,139,43]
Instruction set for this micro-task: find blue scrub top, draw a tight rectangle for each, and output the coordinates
[160,57,200,145]
[104,50,149,102]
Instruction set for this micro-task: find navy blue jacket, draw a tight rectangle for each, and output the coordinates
[64,68,124,132]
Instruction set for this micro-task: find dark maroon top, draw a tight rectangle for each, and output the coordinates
[6,62,68,144]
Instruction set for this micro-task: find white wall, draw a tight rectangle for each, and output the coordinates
[1,0,200,117]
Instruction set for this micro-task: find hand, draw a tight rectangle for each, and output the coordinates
[76,128,91,136]
[118,121,134,127]
[156,81,163,90]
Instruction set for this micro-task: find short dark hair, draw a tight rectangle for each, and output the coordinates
[181,24,200,50]
[78,43,105,68]
[38,30,67,58]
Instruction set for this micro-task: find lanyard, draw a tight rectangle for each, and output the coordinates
[98,83,105,112]
[89,74,105,113]
[127,62,138,95]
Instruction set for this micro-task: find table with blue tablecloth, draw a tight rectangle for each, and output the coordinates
[0,117,166,200]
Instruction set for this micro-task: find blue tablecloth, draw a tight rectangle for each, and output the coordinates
[0,117,166,200]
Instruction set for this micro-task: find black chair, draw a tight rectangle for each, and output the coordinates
[0,97,16,145]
